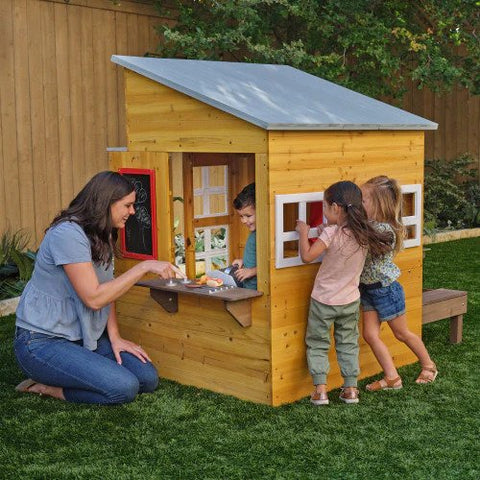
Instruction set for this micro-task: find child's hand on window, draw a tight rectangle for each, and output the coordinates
[295,220,310,237]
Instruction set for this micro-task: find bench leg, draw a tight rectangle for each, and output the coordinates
[449,315,463,344]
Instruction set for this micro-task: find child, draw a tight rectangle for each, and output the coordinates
[360,176,437,391]
[232,183,257,290]
[296,181,392,405]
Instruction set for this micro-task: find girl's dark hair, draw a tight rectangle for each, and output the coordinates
[50,171,135,265]
[324,181,392,257]
[233,182,255,210]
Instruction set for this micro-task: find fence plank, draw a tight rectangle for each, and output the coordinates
[0,0,21,235]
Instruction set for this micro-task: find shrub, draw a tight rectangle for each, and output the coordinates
[424,154,480,230]
[0,229,36,301]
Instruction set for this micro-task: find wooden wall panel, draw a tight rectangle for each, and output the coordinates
[125,72,268,154]
[115,285,271,404]
[0,0,165,245]
[267,130,424,405]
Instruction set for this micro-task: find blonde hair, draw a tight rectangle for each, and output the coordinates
[363,176,405,255]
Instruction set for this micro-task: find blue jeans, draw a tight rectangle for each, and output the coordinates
[14,327,159,404]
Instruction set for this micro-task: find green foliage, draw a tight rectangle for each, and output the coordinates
[0,229,36,301]
[154,0,480,99]
[1,238,480,479]
[424,154,480,230]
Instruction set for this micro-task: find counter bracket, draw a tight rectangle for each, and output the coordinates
[224,299,251,328]
[150,289,178,313]
[137,279,262,328]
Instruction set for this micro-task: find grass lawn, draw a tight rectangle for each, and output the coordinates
[1,238,479,480]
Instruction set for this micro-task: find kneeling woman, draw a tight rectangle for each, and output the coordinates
[14,171,184,404]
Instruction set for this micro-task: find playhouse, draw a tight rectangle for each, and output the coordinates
[109,55,437,406]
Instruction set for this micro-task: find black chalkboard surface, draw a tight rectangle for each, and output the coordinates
[119,168,157,260]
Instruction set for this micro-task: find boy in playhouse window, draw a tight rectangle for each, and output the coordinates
[232,183,257,290]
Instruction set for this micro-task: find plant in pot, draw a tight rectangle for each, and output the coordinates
[0,229,36,301]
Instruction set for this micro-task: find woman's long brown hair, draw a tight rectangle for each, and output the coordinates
[50,171,135,265]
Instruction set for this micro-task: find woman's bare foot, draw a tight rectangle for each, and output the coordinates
[15,379,65,400]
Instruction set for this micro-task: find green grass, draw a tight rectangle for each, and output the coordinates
[1,238,479,480]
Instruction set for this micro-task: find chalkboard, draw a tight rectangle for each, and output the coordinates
[119,168,157,260]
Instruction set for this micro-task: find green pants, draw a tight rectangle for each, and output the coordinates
[305,298,360,387]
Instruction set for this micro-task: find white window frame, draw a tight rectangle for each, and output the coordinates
[194,225,229,272]
[274,184,422,269]
[194,166,228,218]
[275,192,324,268]
[401,183,422,248]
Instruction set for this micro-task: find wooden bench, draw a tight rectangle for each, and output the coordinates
[422,289,467,344]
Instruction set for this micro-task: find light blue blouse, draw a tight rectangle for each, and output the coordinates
[16,221,113,350]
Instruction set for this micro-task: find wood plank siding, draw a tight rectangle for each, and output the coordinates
[0,0,167,245]
[124,71,267,154]
[267,130,423,405]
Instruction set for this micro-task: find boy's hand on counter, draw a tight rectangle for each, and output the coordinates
[232,259,244,269]
[234,267,255,282]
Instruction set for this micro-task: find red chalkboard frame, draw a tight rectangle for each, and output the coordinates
[119,168,158,260]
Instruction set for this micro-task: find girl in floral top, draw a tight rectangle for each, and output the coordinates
[360,176,437,391]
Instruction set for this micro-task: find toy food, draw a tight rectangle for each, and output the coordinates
[195,275,223,287]
[206,278,223,288]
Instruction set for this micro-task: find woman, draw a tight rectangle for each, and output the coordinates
[14,171,184,404]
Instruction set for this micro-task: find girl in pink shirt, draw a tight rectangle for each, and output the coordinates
[296,181,392,405]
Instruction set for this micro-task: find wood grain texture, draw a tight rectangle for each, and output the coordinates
[125,72,267,154]
[267,130,424,405]
[0,0,164,246]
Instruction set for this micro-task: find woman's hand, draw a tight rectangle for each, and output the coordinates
[142,260,186,279]
[109,335,151,365]
[232,259,244,269]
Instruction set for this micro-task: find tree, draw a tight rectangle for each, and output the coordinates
[153,0,480,100]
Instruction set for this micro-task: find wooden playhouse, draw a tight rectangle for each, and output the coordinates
[109,55,437,406]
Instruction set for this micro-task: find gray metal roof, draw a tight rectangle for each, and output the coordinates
[111,55,438,131]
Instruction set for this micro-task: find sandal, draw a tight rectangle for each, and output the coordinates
[366,376,403,392]
[310,390,329,406]
[415,363,438,384]
[15,378,41,395]
[339,387,359,404]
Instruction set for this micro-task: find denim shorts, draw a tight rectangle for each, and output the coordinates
[359,280,405,321]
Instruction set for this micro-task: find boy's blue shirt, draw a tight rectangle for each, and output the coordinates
[242,230,257,290]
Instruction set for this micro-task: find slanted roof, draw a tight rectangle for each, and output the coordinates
[111,55,438,131]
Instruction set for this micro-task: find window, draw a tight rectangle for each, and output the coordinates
[274,184,422,269]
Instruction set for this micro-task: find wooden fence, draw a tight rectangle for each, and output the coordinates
[0,0,169,245]
[1,0,479,247]
[404,81,480,168]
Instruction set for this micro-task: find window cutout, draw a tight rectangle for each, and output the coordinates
[193,166,228,218]
[194,225,229,276]
[401,184,422,248]
[275,184,422,269]
[275,192,324,268]
[283,240,299,259]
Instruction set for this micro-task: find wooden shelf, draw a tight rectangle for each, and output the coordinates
[136,279,263,327]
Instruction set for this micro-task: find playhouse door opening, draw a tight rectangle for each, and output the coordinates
[171,153,255,279]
